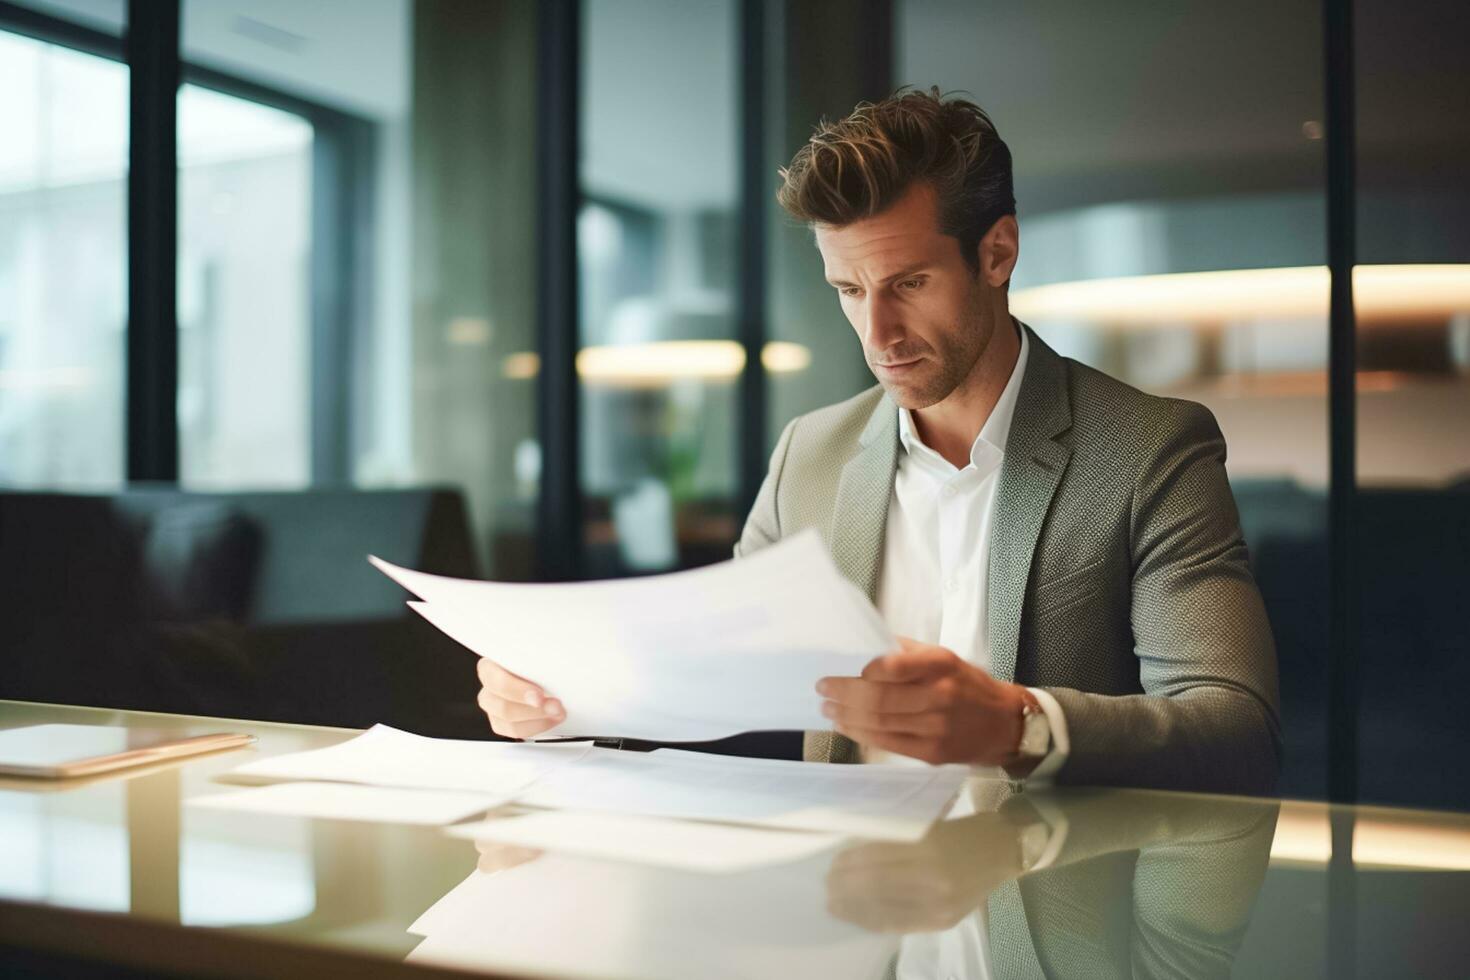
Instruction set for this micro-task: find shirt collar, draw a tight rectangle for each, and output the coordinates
[897,319,1030,468]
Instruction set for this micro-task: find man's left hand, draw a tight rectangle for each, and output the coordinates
[816,636,1028,766]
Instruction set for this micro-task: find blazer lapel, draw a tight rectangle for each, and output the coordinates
[828,396,899,602]
[988,325,1073,684]
[809,396,897,765]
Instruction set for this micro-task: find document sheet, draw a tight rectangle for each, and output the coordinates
[223,728,965,841]
[228,725,592,796]
[518,746,967,841]
[369,529,894,742]
[447,810,843,872]
[191,781,505,826]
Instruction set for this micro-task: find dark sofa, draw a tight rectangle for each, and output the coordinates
[0,486,492,737]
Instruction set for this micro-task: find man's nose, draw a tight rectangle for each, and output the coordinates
[862,293,904,351]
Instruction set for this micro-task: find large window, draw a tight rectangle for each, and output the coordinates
[0,29,128,489]
[177,83,313,488]
[577,0,742,575]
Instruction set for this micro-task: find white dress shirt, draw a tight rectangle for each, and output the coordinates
[866,323,1070,780]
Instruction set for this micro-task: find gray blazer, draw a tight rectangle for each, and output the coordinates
[735,323,1282,794]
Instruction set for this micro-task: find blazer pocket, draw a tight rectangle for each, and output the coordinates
[1030,556,1107,616]
[1030,581,1104,625]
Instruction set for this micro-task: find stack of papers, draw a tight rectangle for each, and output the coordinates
[227,724,592,795]
[218,725,966,843]
[192,782,506,826]
[516,746,965,841]
[369,529,893,742]
[446,811,844,873]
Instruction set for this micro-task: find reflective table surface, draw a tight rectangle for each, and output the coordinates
[3,700,1469,979]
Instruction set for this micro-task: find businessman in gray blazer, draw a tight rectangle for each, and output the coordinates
[476,87,1280,794]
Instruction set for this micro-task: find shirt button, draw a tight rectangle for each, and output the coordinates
[945,576,961,592]
[941,485,957,497]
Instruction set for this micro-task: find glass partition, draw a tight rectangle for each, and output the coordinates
[1352,0,1470,810]
[578,0,742,576]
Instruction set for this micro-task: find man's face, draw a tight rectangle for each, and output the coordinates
[814,181,1010,411]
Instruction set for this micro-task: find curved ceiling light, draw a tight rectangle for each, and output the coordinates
[1010,264,1470,326]
[501,341,812,386]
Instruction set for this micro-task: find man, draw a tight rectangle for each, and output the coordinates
[478,87,1281,794]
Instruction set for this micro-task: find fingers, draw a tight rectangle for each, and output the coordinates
[859,646,959,683]
[816,676,946,714]
[476,658,547,708]
[480,692,565,723]
[477,688,564,739]
[821,700,946,737]
[475,659,561,738]
[474,663,565,740]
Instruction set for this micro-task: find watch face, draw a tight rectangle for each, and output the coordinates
[1020,711,1051,758]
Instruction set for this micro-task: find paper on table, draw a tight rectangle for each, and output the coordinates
[227,728,962,841]
[515,745,967,842]
[369,529,893,742]
[228,725,592,796]
[190,781,505,826]
[446,809,844,873]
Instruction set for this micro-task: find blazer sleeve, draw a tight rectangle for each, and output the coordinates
[733,417,797,559]
[1041,401,1283,795]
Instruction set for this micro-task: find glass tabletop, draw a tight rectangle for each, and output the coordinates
[2,699,1468,979]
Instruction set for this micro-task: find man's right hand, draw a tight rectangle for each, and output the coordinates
[476,658,564,739]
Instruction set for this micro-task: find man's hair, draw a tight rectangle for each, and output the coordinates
[776,86,1015,275]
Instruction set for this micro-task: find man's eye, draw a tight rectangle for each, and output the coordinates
[898,278,922,291]
[840,287,862,298]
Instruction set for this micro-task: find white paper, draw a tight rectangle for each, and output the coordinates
[446,809,843,873]
[189,781,505,826]
[516,746,966,842]
[405,856,898,980]
[369,529,894,742]
[226,728,963,842]
[228,724,592,795]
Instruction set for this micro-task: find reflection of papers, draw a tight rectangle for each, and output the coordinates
[447,810,843,873]
[520,747,967,842]
[370,529,893,742]
[190,782,504,825]
[229,725,591,795]
[406,856,897,980]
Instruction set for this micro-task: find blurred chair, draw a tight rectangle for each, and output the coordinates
[0,487,491,737]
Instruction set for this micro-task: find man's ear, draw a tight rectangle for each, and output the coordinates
[977,215,1019,289]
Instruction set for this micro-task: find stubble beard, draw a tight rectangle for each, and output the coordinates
[873,307,994,412]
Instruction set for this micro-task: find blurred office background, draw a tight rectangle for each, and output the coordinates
[0,0,1466,809]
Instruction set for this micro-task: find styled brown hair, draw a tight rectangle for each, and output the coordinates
[776,86,1015,275]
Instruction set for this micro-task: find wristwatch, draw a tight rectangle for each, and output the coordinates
[1015,688,1052,762]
